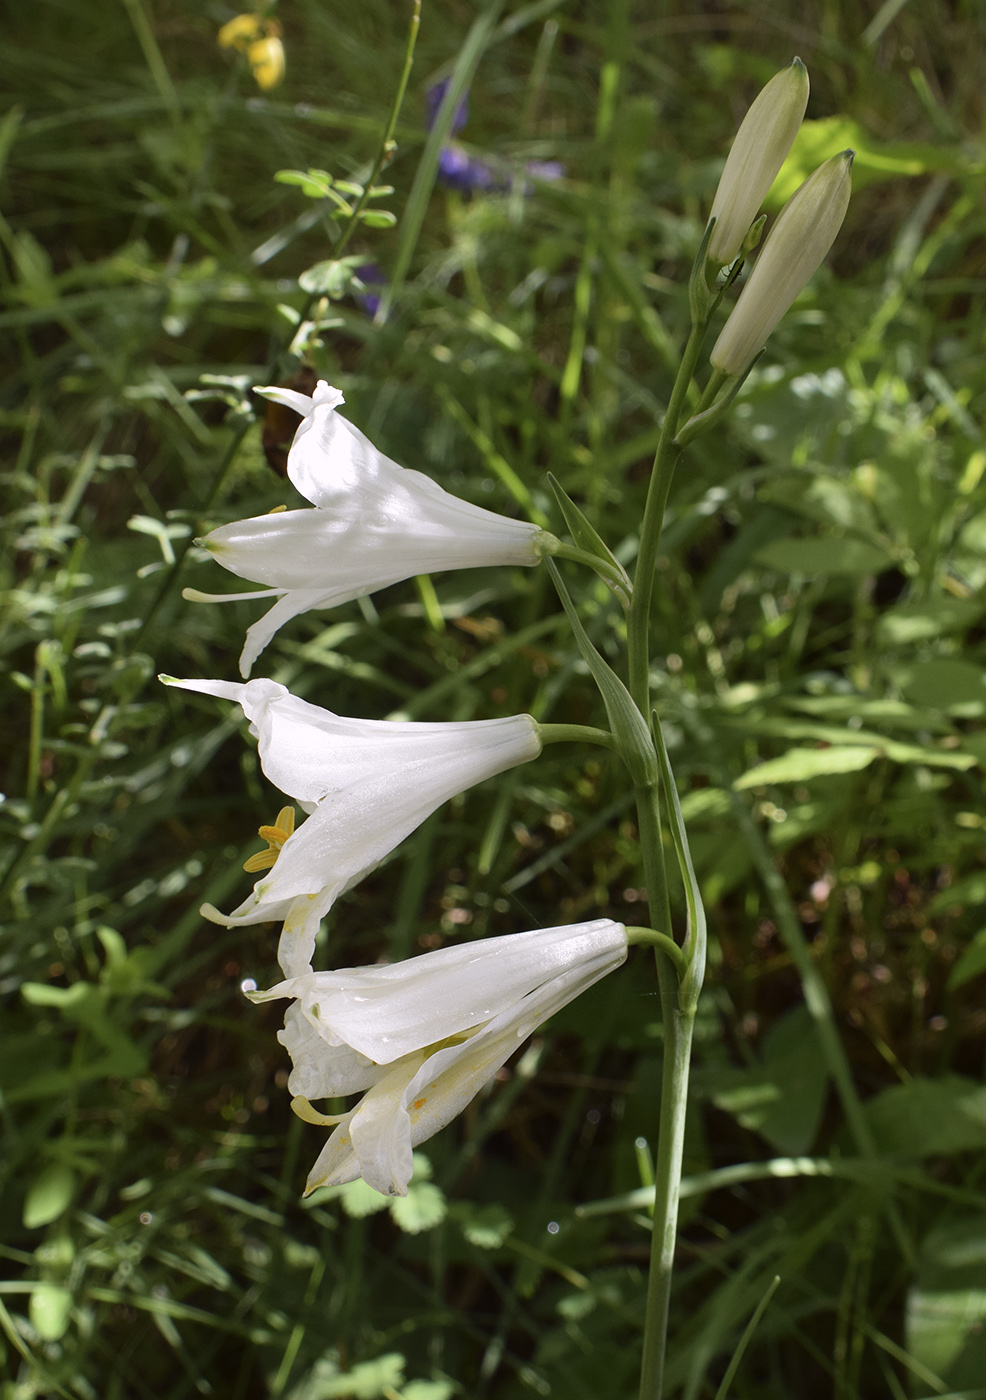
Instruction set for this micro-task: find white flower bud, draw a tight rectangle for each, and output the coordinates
[710,150,854,377]
[708,58,809,268]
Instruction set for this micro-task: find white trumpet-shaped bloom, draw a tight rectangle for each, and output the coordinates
[162,676,542,975]
[251,919,629,1196]
[187,381,549,676]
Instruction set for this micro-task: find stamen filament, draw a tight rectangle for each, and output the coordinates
[291,1096,347,1127]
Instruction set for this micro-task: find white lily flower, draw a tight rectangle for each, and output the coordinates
[707,58,809,268]
[161,676,542,975]
[185,381,550,676]
[710,151,853,377]
[250,919,629,1196]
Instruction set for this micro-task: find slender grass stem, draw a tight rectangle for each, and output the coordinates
[334,0,421,258]
[26,644,46,805]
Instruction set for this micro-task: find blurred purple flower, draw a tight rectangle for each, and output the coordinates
[353,262,386,317]
[425,78,566,197]
[438,143,498,192]
[426,78,469,135]
[524,160,565,184]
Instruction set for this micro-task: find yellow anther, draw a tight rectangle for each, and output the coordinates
[243,805,295,872]
[268,504,288,514]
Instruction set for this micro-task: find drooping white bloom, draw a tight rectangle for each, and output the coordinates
[161,676,542,975]
[250,919,629,1196]
[186,382,550,676]
[707,58,809,267]
[710,151,853,377]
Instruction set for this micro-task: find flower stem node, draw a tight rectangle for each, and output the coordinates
[160,676,542,975]
[707,58,810,269]
[188,381,546,676]
[710,151,854,378]
[251,920,628,1196]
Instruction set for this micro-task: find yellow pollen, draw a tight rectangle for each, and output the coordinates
[243,805,295,872]
[412,1097,427,1111]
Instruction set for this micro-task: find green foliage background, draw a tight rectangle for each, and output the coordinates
[2,1,986,1396]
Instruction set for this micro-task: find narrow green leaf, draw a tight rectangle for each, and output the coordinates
[652,716,706,1010]
[546,560,654,783]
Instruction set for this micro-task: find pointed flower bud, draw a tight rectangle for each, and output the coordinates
[189,382,550,677]
[251,919,629,1196]
[707,58,810,268]
[710,150,853,377]
[161,677,542,974]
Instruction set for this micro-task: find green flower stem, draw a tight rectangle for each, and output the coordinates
[546,538,632,604]
[633,776,691,1400]
[689,365,727,421]
[537,723,616,750]
[641,959,695,1400]
[334,0,420,258]
[626,926,687,978]
[627,320,707,714]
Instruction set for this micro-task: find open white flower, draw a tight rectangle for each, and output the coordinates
[161,676,542,975]
[185,381,550,676]
[250,919,629,1196]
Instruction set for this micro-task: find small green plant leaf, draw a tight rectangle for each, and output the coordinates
[755,535,895,576]
[712,1007,829,1155]
[24,1163,77,1229]
[948,928,986,990]
[298,255,366,297]
[455,1202,514,1249]
[734,746,879,788]
[338,1178,391,1219]
[29,1283,73,1342]
[359,209,397,228]
[390,1180,446,1234]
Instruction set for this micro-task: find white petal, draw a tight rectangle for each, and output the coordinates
[305,1052,426,1197]
[278,1002,380,1098]
[160,676,248,704]
[238,587,343,677]
[254,384,316,416]
[257,919,627,1062]
[397,943,627,1153]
